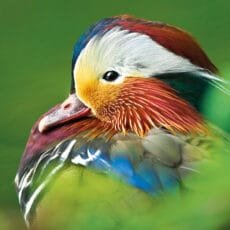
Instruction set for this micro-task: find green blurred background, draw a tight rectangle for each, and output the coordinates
[0,0,229,229]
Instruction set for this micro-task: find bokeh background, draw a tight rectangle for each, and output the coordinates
[0,0,229,229]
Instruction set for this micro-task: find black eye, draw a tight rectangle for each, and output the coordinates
[102,71,120,82]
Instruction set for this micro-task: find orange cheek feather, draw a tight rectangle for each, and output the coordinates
[77,74,206,137]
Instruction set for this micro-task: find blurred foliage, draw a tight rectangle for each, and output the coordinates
[0,0,229,229]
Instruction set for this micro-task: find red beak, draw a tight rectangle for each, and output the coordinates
[38,94,91,133]
[17,93,91,175]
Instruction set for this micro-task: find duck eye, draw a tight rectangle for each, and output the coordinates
[102,71,120,82]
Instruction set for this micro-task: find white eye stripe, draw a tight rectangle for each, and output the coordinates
[73,26,201,81]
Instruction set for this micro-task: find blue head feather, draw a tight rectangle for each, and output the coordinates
[71,17,119,76]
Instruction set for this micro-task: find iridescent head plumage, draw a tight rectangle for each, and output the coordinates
[68,15,218,136]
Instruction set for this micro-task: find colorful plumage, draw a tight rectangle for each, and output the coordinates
[15,15,227,227]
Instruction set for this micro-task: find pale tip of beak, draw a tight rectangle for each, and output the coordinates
[38,116,48,133]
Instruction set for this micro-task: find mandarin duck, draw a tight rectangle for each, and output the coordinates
[15,15,228,228]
